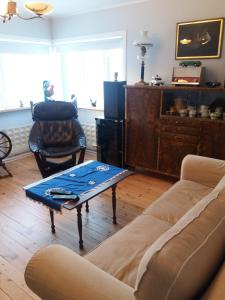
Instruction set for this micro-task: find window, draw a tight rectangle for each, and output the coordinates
[0,32,126,110]
[0,53,52,109]
[58,35,125,109]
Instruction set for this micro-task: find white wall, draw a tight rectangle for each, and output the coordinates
[0,109,32,130]
[0,18,51,39]
[52,0,225,84]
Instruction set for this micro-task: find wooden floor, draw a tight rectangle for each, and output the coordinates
[0,152,173,299]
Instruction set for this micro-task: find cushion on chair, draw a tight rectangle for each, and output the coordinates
[33,101,77,121]
[39,145,81,158]
[134,186,225,300]
[39,120,74,147]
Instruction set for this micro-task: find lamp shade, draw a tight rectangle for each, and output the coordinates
[133,30,153,47]
[24,2,53,15]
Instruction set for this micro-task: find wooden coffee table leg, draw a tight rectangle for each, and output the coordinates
[77,204,83,249]
[86,201,89,213]
[112,185,117,224]
[49,209,55,233]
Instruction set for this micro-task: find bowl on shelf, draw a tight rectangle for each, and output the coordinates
[215,107,223,114]
[201,110,210,118]
[179,109,188,117]
[189,109,197,118]
[187,105,196,111]
[210,112,221,120]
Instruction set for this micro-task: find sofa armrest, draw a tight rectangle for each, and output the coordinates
[25,245,135,300]
[180,155,225,188]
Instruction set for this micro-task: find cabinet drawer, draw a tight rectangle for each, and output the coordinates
[160,116,198,127]
[160,124,200,136]
[158,132,199,176]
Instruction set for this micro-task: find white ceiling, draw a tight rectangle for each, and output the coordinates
[18,0,149,18]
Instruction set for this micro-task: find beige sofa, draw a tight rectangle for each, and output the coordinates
[25,155,225,300]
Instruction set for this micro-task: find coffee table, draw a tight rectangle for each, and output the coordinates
[25,161,133,249]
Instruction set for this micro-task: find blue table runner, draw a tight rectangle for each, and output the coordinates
[25,161,125,212]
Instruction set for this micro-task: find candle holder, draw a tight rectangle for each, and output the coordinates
[133,31,153,86]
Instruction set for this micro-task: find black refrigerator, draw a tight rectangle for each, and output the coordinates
[96,81,126,167]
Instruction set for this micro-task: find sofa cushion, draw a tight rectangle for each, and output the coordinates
[86,214,171,288]
[134,188,225,300]
[143,180,212,225]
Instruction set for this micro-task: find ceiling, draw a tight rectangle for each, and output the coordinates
[17,0,149,18]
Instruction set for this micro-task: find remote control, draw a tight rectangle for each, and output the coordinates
[49,188,72,195]
[52,194,79,201]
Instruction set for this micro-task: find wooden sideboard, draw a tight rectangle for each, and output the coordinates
[125,85,225,178]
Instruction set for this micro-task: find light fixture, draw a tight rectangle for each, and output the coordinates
[133,30,153,86]
[0,1,53,23]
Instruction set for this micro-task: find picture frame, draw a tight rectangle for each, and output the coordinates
[175,18,224,59]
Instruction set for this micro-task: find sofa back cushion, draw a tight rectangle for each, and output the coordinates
[134,187,225,300]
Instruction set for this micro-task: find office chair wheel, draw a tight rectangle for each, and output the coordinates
[0,131,12,160]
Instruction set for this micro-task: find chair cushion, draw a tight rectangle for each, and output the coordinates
[39,145,81,158]
[33,101,77,120]
[39,120,74,147]
[86,215,171,288]
[134,187,225,300]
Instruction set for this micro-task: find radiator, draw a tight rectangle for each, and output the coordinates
[3,123,96,157]
[4,124,32,156]
[82,124,96,150]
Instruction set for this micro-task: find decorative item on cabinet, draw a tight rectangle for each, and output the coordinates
[172,65,204,86]
[151,75,164,86]
[133,30,153,86]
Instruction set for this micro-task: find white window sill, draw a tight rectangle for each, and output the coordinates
[0,106,104,113]
[78,106,103,111]
[0,107,31,113]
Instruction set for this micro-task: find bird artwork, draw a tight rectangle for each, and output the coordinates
[43,80,54,102]
[90,99,97,107]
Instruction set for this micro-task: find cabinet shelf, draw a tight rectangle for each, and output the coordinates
[160,114,225,123]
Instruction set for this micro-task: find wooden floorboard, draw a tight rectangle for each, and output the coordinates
[0,151,173,299]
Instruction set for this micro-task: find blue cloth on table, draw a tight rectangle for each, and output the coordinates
[25,161,124,211]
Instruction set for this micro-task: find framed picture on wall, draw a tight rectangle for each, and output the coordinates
[175,18,224,59]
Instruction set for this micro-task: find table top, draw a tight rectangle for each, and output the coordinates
[24,160,133,211]
[64,168,133,210]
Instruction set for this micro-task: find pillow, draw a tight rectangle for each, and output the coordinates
[134,188,225,300]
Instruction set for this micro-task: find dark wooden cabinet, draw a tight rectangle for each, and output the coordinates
[125,86,225,177]
[125,88,160,169]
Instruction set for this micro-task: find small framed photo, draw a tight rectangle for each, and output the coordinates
[176,18,224,59]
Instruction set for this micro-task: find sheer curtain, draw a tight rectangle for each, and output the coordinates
[0,34,125,110]
[0,53,52,109]
[59,42,124,109]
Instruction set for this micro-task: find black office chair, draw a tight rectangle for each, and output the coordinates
[29,101,86,178]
